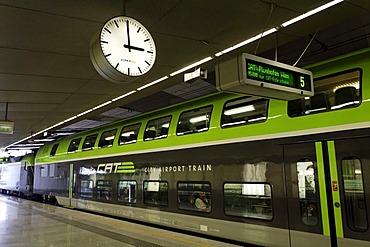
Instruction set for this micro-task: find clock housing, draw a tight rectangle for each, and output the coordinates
[90,16,156,83]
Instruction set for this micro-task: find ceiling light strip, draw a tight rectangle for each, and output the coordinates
[112,90,137,101]
[215,0,343,57]
[215,28,277,57]
[281,0,344,27]
[137,76,169,91]
[92,100,112,110]
[170,57,213,77]
[4,135,33,149]
[76,109,93,117]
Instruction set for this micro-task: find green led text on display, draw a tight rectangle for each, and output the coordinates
[246,59,311,91]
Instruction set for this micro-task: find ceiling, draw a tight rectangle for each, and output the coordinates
[0,0,369,152]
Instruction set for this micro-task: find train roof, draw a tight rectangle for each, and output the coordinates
[36,48,370,164]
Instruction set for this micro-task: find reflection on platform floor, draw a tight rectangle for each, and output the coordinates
[0,195,242,247]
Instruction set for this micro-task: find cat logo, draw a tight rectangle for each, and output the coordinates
[97,162,135,174]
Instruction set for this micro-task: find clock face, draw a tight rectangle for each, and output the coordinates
[99,16,156,77]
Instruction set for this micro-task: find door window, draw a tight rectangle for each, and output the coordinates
[297,159,318,225]
[341,157,368,232]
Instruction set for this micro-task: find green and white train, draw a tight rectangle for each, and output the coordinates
[2,48,370,246]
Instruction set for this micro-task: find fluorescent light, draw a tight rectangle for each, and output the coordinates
[221,120,247,127]
[121,131,134,137]
[53,132,76,136]
[12,143,44,147]
[305,108,327,114]
[331,101,360,110]
[137,76,169,91]
[105,135,115,141]
[34,139,55,142]
[170,57,213,77]
[93,100,112,110]
[112,90,136,101]
[215,1,343,57]
[248,116,267,123]
[333,83,359,92]
[215,28,277,57]
[6,147,40,150]
[63,116,77,123]
[281,0,344,27]
[189,115,207,124]
[76,109,93,117]
[224,105,255,116]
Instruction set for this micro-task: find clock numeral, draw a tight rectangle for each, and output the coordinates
[105,53,112,57]
[104,28,111,34]
[137,27,141,33]
[145,60,150,66]
[138,67,142,74]
[128,68,130,76]
[144,38,150,42]
[101,41,108,44]
[147,51,153,54]
[114,20,119,28]
[115,63,119,69]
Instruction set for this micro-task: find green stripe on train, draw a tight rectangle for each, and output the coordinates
[315,142,330,236]
[327,140,344,238]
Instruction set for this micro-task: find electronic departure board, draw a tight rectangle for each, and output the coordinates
[216,53,314,100]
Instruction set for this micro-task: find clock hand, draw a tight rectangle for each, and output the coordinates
[126,20,131,52]
[123,44,144,52]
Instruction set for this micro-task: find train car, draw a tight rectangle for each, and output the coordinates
[0,154,35,198]
[34,48,370,247]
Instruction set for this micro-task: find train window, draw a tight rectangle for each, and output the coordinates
[144,116,171,141]
[98,129,117,148]
[40,165,48,177]
[80,179,93,198]
[118,180,136,203]
[50,143,59,157]
[297,159,318,226]
[341,157,368,232]
[119,123,141,145]
[143,181,168,206]
[224,183,272,220]
[176,106,212,135]
[96,180,113,201]
[82,134,98,151]
[177,182,211,212]
[221,97,268,128]
[288,69,361,117]
[67,138,81,153]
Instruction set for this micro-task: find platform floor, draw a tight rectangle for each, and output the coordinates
[0,194,242,247]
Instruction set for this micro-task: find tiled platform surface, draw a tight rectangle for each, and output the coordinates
[0,195,242,247]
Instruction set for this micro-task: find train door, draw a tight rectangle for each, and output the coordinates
[330,138,370,246]
[283,142,330,247]
[284,139,370,247]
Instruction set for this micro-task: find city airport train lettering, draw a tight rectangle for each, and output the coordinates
[143,164,212,173]
[96,162,212,174]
